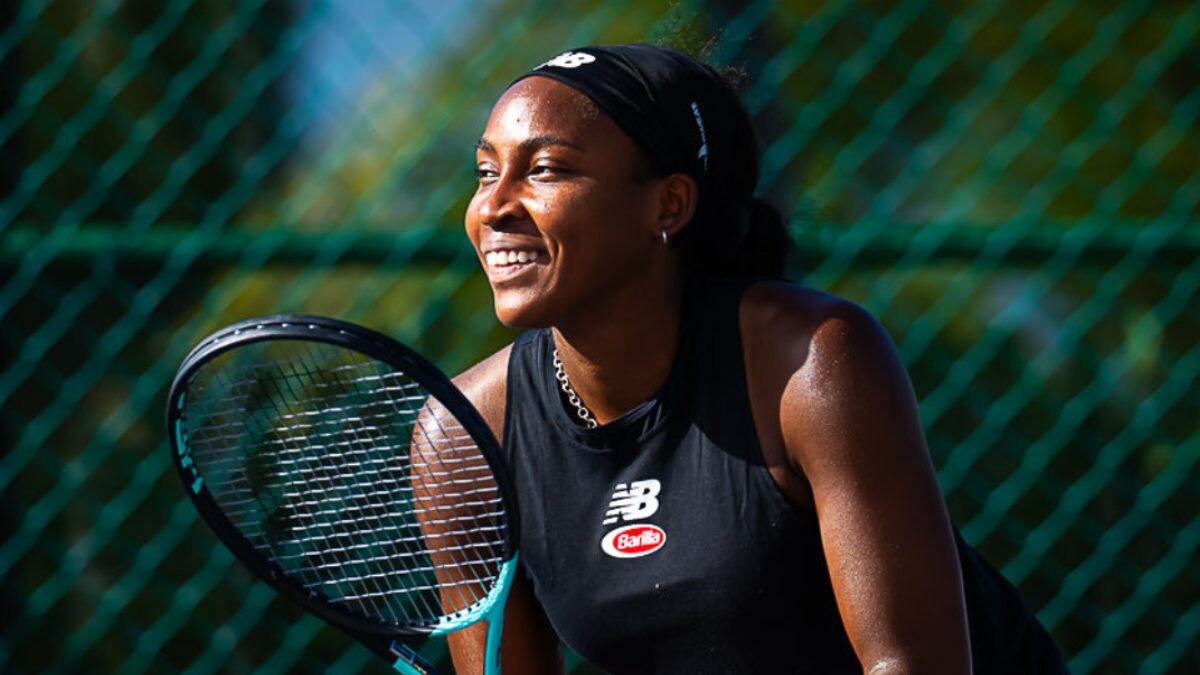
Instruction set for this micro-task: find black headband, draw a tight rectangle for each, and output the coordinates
[511,44,765,267]
[512,44,724,182]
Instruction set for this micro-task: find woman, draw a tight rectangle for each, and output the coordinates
[450,44,1066,674]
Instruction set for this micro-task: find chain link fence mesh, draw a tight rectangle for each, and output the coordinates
[1,1,1197,673]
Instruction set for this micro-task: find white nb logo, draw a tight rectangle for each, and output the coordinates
[538,51,596,70]
[602,479,661,524]
[691,101,709,171]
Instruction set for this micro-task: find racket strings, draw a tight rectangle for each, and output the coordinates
[293,342,501,622]
[181,339,508,628]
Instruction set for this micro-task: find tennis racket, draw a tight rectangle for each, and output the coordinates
[165,315,519,675]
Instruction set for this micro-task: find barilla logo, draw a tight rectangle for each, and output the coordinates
[600,524,667,559]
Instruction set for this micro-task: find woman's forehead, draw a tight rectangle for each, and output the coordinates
[483,77,607,143]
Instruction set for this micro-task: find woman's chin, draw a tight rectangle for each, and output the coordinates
[492,292,553,329]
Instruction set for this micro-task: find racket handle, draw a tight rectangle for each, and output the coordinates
[390,641,438,675]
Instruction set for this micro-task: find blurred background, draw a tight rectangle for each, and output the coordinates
[1,0,1197,673]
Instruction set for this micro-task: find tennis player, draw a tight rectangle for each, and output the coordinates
[450,44,1068,674]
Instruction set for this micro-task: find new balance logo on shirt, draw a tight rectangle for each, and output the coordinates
[600,479,667,558]
[602,479,661,524]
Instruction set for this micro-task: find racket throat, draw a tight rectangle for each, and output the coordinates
[390,641,435,675]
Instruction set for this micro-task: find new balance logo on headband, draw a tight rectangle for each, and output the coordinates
[690,101,709,172]
[538,51,596,70]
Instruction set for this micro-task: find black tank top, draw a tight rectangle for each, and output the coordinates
[502,278,1067,674]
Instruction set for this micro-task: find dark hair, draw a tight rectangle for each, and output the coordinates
[671,66,791,278]
[514,44,791,278]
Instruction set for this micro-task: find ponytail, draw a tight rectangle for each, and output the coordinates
[729,198,791,277]
[678,197,791,278]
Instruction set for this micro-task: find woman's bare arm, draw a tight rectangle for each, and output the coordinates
[744,284,972,674]
[448,345,564,675]
[445,573,563,675]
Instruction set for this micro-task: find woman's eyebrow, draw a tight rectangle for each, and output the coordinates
[475,135,583,153]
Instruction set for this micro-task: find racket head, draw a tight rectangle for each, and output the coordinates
[165,315,519,657]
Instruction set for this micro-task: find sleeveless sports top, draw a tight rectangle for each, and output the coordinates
[502,278,1067,674]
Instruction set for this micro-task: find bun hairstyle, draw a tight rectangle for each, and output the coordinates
[513,44,791,278]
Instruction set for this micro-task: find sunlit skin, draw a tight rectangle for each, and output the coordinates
[448,76,972,675]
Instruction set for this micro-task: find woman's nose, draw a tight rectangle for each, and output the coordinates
[477,172,525,227]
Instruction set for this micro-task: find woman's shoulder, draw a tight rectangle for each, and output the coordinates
[452,342,515,441]
[736,280,912,448]
[737,279,893,371]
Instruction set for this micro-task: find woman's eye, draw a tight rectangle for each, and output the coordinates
[530,164,562,178]
[475,167,498,182]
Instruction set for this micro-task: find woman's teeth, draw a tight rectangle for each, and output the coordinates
[486,250,541,266]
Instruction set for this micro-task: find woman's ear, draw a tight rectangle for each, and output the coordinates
[655,173,698,238]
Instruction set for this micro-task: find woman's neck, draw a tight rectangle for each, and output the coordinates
[551,272,686,425]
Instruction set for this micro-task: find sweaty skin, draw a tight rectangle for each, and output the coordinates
[449,76,972,675]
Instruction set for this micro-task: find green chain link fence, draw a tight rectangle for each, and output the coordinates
[2,1,1197,673]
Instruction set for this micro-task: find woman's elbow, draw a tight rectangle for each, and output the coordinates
[864,654,972,675]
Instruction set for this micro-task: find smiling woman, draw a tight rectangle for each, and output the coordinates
[466,75,678,335]
[451,44,1068,675]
